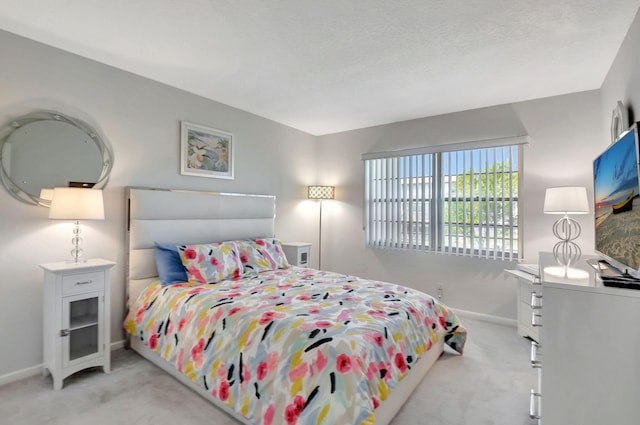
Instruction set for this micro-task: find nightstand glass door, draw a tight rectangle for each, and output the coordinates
[61,291,103,366]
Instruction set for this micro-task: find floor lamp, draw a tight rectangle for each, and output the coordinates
[308,185,335,269]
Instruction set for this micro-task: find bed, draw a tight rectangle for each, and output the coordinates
[124,187,466,425]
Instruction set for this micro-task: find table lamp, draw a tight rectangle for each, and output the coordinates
[543,186,589,244]
[543,186,589,279]
[48,187,105,263]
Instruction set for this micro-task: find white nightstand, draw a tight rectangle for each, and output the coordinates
[282,242,311,267]
[40,258,115,390]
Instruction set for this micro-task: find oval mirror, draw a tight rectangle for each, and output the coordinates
[0,111,113,206]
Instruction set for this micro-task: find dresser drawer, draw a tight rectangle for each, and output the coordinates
[518,300,540,342]
[530,389,541,420]
[530,340,542,367]
[62,272,104,296]
[519,280,532,300]
[519,280,542,307]
[530,290,543,309]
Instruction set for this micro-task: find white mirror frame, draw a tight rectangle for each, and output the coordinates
[0,111,113,206]
[611,100,629,144]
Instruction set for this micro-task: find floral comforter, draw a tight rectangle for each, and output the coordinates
[124,267,466,425]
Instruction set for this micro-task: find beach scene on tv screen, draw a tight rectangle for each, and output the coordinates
[594,130,640,271]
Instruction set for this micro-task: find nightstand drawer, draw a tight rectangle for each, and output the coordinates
[62,272,104,295]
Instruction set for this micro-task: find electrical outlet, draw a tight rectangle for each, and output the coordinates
[436,285,443,300]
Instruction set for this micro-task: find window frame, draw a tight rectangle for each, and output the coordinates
[363,139,524,260]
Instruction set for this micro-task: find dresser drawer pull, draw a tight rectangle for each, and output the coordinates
[529,389,542,419]
[530,291,542,309]
[75,280,93,285]
[531,311,542,327]
[530,340,542,367]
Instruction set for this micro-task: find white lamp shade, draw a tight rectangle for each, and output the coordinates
[543,186,589,214]
[308,185,335,200]
[48,187,105,220]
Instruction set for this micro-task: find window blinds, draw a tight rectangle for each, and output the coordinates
[364,140,522,260]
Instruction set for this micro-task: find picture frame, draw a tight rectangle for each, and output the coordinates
[180,121,234,179]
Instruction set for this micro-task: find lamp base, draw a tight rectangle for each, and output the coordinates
[65,258,88,264]
[69,221,85,263]
[552,215,581,242]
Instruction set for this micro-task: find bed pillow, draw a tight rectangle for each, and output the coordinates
[234,240,273,275]
[154,243,188,286]
[178,242,243,285]
[254,238,289,269]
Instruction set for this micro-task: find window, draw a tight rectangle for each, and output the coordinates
[363,141,522,260]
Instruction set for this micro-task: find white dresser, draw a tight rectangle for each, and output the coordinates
[40,259,115,390]
[507,264,541,342]
[505,264,542,421]
[539,252,640,425]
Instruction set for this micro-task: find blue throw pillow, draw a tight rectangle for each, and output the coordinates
[155,243,188,286]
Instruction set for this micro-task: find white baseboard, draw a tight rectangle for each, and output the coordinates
[0,363,43,387]
[452,308,517,328]
[0,339,127,387]
[110,339,126,351]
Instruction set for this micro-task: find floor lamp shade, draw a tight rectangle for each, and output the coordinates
[49,188,105,263]
[308,185,335,200]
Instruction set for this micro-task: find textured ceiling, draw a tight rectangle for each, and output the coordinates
[0,1,639,135]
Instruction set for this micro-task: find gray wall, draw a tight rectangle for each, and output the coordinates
[601,8,640,139]
[0,30,318,379]
[316,92,603,319]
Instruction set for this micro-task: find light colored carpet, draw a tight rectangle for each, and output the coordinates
[0,317,535,425]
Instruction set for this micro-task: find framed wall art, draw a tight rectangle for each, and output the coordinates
[180,121,234,179]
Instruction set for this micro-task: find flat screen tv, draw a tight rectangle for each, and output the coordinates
[593,123,640,277]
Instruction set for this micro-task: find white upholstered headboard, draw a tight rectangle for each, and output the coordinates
[125,187,276,305]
